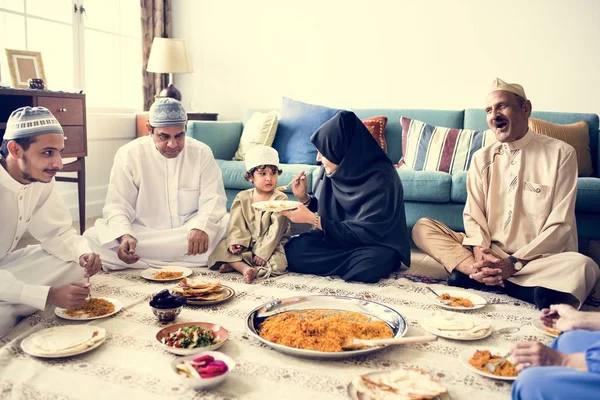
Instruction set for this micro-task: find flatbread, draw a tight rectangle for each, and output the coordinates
[424,312,491,339]
[354,368,447,400]
[30,326,106,356]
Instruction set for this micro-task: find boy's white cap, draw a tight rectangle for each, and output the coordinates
[244,145,280,171]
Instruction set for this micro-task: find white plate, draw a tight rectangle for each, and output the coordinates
[55,297,122,321]
[420,314,492,341]
[251,200,302,212]
[430,289,487,311]
[171,351,236,391]
[21,326,107,358]
[532,319,561,338]
[156,322,229,356]
[347,370,451,400]
[458,346,517,381]
[140,266,193,282]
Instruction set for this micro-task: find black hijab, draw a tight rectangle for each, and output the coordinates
[310,111,411,266]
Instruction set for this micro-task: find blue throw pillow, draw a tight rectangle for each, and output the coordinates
[272,97,339,164]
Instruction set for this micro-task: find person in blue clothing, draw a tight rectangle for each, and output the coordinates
[280,110,411,283]
[511,304,600,400]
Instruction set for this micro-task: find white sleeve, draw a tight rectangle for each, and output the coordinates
[0,271,50,310]
[184,149,227,239]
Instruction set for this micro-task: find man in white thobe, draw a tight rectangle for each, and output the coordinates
[85,98,228,270]
[0,106,102,338]
[412,79,599,309]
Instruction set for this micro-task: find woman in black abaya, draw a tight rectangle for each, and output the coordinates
[280,111,411,283]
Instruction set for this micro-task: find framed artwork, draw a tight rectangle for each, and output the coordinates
[5,49,47,89]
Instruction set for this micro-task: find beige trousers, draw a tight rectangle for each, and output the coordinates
[412,218,600,308]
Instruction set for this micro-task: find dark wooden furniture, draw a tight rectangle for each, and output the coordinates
[0,87,87,233]
[135,112,218,137]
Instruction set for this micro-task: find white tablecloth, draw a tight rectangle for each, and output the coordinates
[1,269,571,400]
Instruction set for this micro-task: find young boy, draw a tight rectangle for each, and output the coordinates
[208,145,290,283]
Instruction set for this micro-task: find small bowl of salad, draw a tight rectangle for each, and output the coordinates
[156,322,229,355]
[171,351,235,390]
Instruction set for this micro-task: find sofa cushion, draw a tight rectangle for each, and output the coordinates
[450,171,468,203]
[271,98,339,164]
[362,116,388,152]
[233,110,279,161]
[186,121,242,160]
[397,117,494,173]
[398,169,451,203]
[216,159,320,193]
[528,119,593,177]
[576,178,600,212]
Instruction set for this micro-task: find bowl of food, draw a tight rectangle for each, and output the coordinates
[171,351,235,390]
[149,289,187,323]
[156,322,229,355]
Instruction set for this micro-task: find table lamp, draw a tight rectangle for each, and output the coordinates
[146,37,192,101]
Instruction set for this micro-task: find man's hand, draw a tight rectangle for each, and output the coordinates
[117,234,138,264]
[290,171,308,203]
[541,304,581,332]
[469,249,516,286]
[511,342,566,372]
[47,282,91,309]
[79,253,101,277]
[253,254,266,266]
[279,204,315,224]
[188,229,209,255]
[229,244,243,254]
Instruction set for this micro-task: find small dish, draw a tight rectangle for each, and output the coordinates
[140,266,193,282]
[429,289,487,311]
[458,347,517,381]
[532,319,561,338]
[156,322,229,355]
[170,351,235,390]
[151,305,183,323]
[251,200,301,212]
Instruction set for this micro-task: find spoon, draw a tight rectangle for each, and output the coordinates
[425,287,451,305]
[496,326,521,335]
[276,171,306,191]
[485,351,511,373]
[342,335,438,350]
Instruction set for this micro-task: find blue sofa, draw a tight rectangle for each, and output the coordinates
[186,109,600,240]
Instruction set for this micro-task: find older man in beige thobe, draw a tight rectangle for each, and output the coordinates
[412,78,599,309]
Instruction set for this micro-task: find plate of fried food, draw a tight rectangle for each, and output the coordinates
[246,295,407,360]
[420,311,492,341]
[532,319,561,338]
[140,266,193,282]
[21,325,107,358]
[171,278,235,306]
[430,289,487,311]
[348,367,450,400]
[459,347,518,381]
[251,200,302,212]
[55,297,122,321]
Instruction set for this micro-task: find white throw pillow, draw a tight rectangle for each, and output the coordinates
[233,110,279,161]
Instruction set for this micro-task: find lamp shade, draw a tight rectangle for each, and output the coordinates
[146,38,192,74]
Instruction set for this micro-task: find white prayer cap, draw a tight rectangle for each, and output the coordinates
[149,98,187,127]
[489,78,527,100]
[4,106,63,140]
[244,145,280,171]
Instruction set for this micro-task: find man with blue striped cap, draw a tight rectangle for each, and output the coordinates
[0,106,102,338]
[85,98,228,270]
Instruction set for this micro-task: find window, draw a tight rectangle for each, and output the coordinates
[0,0,142,110]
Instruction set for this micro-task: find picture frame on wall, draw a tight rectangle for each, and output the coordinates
[5,49,47,89]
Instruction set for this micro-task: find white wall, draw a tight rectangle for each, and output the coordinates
[56,112,135,222]
[172,0,600,121]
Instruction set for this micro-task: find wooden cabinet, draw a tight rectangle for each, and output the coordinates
[0,87,87,233]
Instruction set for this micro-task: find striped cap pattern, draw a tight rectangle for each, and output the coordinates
[4,106,64,140]
[396,117,495,174]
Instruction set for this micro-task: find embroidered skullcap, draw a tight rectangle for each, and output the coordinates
[4,106,64,140]
[489,78,527,100]
[245,145,280,171]
[149,98,187,127]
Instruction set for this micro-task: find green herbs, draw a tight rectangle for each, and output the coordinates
[161,326,216,348]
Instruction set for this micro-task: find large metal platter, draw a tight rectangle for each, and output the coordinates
[246,295,408,360]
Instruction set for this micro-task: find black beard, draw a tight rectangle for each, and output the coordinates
[22,171,39,183]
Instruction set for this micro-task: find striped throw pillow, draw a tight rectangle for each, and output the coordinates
[396,117,495,174]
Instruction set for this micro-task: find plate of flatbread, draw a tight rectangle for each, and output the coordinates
[21,325,106,358]
[348,367,450,400]
[140,266,193,281]
[421,311,492,341]
[252,200,301,212]
[171,278,235,306]
[55,297,122,321]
